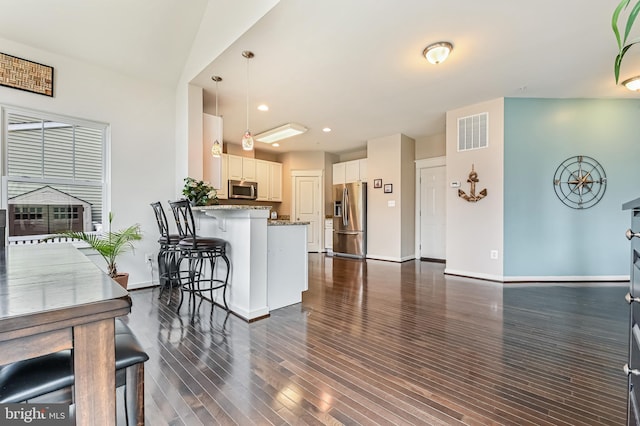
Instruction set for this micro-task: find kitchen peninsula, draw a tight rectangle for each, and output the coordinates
[193,205,308,321]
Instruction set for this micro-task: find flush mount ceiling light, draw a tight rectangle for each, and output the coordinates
[255,123,308,143]
[423,41,453,64]
[622,76,640,91]
[241,50,254,151]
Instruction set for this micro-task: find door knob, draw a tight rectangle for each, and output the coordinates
[626,229,640,240]
[624,364,640,376]
[626,293,640,304]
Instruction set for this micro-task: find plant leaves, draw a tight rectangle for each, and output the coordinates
[614,0,631,49]
[624,0,640,44]
[615,43,636,83]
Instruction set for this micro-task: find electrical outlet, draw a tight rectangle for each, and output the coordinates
[490,250,498,260]
[145,253,153,264]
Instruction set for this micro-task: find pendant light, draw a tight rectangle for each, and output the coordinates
[241,50,254,151]
[211,75,223,158]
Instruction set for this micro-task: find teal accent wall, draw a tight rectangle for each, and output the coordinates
[504,98,640,277]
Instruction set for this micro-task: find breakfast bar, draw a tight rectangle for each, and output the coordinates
[193,205,308,321]
[0,243,131,425]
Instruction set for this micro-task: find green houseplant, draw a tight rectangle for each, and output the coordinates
[613,0,640,83]
[52,212,142,289]
[182,177,218,206]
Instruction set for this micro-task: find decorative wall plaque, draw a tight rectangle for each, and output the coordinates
[458,164,487,202]
[0,52,54,97]
[553,155,606,209]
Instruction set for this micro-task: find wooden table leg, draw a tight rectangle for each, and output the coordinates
[73,319,116,425]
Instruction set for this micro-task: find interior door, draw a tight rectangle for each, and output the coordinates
[293,175,321,252]
[420,166,446,260]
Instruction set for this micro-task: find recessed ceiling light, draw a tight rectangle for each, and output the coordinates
[257,104,269,111]
[272,143,280,147]
[622,76,640,91]
[322,127,332,132]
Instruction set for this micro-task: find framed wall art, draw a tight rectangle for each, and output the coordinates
[384,183,393,193]
[373,179,382,188]
[0,52,54,97]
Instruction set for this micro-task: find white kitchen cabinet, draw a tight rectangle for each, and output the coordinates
[332,158,367,184]
[332,162,346,185]
[324,218,333,253]
[256,160,270,201]
[358,158,367,182]
[227,154,256,181]
[269,162,282,202]
[217,154,228,199]
[256,159,282,202]
[345,160,360,183]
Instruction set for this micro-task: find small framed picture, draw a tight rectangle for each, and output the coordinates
[373,179,382,188]
[384,183,393,193]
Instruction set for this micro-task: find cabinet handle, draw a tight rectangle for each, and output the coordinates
[626,229,640,240]
[625,364,640,376]
[626,293,640,304]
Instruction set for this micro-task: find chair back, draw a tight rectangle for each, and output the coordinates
[150,201,171,239]
[168,199,197,242]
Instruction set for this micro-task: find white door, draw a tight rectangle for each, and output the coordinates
[293,174,321,252]
[420,166,446,259]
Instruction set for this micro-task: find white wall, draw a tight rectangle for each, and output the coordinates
[174,0,280,194]
[445,98,504,280]
[367,133,415,261]
[0,37,177,289]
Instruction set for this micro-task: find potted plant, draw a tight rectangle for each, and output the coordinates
[51,212,142,289]
[182,177,219,206]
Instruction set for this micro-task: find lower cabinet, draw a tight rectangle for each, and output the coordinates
[623,197,640,425]
[324,218,333,253]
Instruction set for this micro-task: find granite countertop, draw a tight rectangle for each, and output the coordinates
[194,205,272,210]
[268,220,310,226]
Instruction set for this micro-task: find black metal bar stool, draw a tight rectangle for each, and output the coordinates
[150,201,181,303]
[168,199,230,318]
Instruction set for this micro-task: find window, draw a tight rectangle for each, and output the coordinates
[1,106,108,241]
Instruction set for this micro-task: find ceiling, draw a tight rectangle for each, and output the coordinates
[0,0,636,156]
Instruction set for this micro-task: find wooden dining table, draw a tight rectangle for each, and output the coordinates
[0,243,131,425]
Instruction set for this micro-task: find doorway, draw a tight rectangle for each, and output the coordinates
[415,157,446,261]
[291,170,323,252]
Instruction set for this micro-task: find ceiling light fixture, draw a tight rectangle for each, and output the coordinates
[322,127,332,133]
[241,51,254,151]
[272,143,280,147]
[622,75,640,91]
[255,123,308,143]
[210,75,223,158]
[423,41,453,64]
[257,104,269,111]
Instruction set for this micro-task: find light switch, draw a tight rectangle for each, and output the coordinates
[388,200,395,207]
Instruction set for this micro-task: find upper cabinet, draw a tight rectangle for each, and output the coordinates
[256,159,282,202]
[216,154,228,199]
[333,159,367,184]
[228,155,256,181]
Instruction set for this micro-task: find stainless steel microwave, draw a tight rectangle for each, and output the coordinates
[229,180,258,200]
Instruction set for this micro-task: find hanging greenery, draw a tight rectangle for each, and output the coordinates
[613,0,640,83]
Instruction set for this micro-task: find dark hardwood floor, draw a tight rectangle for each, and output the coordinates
[123,254,628,425]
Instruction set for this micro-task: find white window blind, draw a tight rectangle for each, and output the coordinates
[3,108,107,237]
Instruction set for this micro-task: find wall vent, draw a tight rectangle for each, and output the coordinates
[457,112,488,151]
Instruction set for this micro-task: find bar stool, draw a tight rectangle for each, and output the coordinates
[168,199,230,316]
[150,201,181,303]
[0,319,148,426]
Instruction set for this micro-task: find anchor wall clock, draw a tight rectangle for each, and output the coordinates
[552,155,607,209]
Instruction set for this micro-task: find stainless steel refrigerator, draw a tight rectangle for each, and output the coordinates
[333,182,367,258]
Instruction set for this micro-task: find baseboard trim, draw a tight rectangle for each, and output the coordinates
[366,254,414,262]
[445,269,630,284]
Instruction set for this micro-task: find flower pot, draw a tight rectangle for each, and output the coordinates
[113,273,129,290]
